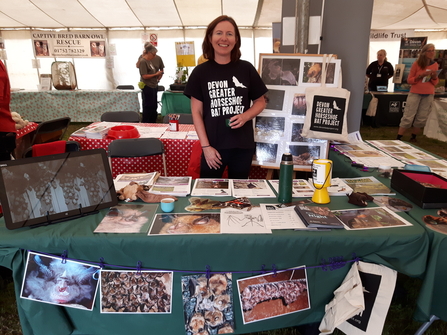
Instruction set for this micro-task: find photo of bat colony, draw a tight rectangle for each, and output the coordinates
[240,279,308,311]
[100,271,172,313]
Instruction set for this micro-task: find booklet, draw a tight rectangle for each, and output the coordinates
[113,172,159,191]
[340,176,395,195]
[231,179,276,198]
[191,178,231,197]
[260,203,317,230]
[294,204,345,229]
[94,203,158,233]
[149,176,192,197]
[268,179,315,198]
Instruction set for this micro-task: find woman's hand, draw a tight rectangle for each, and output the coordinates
[202,146,222,170]
[228,114,248,129]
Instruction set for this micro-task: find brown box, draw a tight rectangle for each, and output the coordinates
[390,169,447,209]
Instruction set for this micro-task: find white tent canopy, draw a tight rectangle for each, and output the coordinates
[1,0,447,30]
[0,0,280,29]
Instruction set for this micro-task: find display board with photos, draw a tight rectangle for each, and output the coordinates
[253,54,341,170]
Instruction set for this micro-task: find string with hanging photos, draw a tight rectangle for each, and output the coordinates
[23,248,361,275]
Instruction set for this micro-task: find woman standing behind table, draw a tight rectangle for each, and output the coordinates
[184,15,268,179]
[397,44,439,142]
[0,60,16,161]
[139,44,163,123]
[366,49,394,91]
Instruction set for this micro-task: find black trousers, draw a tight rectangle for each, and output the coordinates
[200,148,255,179]
[141,86,158,123]
[0,132,16,161]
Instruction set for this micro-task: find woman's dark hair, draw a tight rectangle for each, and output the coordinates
[202,15,241,62]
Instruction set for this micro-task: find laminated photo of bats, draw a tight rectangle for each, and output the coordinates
[100,270,173,313]
[236,267,310,324]
[182,273,235,335]
[20,252,100,310]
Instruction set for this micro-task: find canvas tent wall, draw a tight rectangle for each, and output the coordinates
[1,28,272,91]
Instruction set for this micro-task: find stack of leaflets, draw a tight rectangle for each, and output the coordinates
[149,176,192,197]
[69,127,87,137]
[113,172,159,191]
[230,179,276,198]
[268,179,315,198]
[294,204,345,229]
[84,124,111,139]
[191,178,231,197]
[340,176,395,195]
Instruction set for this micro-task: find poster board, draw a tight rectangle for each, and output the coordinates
[253,53,340,171]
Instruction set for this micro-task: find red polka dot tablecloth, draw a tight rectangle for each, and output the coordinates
[69,123,267,179]
[14,122,39,158]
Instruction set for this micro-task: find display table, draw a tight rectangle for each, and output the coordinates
[11,90,141,122]
[13,122,38,159]
[424,98,447,142]
[160,91,191,116]
[363,92,407,127]
[0,191,429,335]
[69,123,268,179]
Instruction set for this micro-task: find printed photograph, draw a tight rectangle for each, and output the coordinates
[91,41,106,57]
[100,270,173,313]
[20,252,100,310]
[292,93,307,116]
[34,40,49,56]
[333,207,413,230]
[237,267,310,324]
[264,89,286,111]
[255,116,286,142]
[254,142,278,165]
[423,209,447,235]
[261,58,300,86]
[302,62,335,84]
[289,144,321,166]
[94,203,158,233]
[149,213,221,235]
[182,273,234,335]
[373,196,413,212]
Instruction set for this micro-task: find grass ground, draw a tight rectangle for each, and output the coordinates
[2,122,447,334]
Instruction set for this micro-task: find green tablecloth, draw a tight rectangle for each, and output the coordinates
[0,191,429,334]
[10,89,141,122]
[161,91,191,116]
[330,146,447,323]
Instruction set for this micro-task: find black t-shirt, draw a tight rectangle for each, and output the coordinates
[366,60,394,90]
[184,60,268,150]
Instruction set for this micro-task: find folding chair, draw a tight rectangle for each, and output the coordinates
[157,85,165,108]
[162,113,194,124]
[30,117,71,145]
[108,138,167,176]
[22,140,81,158]
[100,111,141,123]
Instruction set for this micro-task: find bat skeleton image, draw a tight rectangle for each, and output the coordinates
[241,279,307,311]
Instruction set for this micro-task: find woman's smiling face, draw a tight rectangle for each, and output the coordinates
[210,20,236,60]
